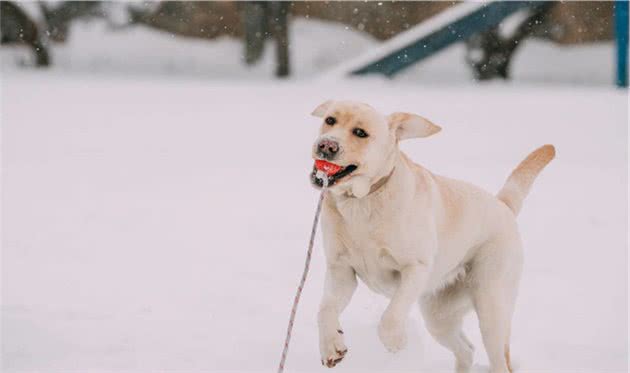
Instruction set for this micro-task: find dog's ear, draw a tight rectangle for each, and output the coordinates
[311,100,334,117]
[387,112,441,140]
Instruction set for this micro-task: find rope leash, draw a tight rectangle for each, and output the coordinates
[277,172,328,373]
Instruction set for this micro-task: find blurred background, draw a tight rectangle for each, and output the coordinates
[1,0,628,84]
[1,1,628,373]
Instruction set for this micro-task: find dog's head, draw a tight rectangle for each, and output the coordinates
[310,100,441,198]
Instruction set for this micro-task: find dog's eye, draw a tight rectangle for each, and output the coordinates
[325,117,336,126]
[352,128,369,138]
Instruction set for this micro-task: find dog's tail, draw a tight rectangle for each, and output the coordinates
[497,144,555,215]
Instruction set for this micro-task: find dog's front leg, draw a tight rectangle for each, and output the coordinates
[318,263,357,368]
[378,261,431,352]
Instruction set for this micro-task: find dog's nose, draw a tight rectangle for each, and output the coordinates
[317,139,339,158]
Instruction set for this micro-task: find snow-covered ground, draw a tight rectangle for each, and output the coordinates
[1,72,627,372]
[1,13,628,373]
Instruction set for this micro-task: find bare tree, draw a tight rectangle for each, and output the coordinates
[1,1,50,66]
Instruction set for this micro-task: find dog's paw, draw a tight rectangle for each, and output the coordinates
[378,316,407,353]
[320,329,348,368]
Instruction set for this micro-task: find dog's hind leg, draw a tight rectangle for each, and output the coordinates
[420,281,474,373]
[470,238,523,373]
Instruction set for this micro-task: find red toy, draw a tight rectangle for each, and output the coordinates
[315,160,342,176]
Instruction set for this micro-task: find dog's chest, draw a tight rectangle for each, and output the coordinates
[335,201,402,297]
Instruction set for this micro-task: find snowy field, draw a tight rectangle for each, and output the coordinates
[1,17,628,373]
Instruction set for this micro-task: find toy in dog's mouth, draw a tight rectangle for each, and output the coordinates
[311,160,358,188]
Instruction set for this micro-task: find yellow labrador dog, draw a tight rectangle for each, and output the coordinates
[310,100,555,373]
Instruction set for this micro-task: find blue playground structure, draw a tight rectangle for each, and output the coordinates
[350,1,629,87]
[615,0,628,87]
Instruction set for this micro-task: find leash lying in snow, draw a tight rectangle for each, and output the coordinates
[277,170,329,373]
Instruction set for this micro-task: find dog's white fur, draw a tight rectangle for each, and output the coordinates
[311,100,555,373]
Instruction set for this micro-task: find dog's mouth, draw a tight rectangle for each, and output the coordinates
[310,160,358,188]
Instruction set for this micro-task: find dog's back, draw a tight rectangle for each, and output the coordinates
[412,145,555,293]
